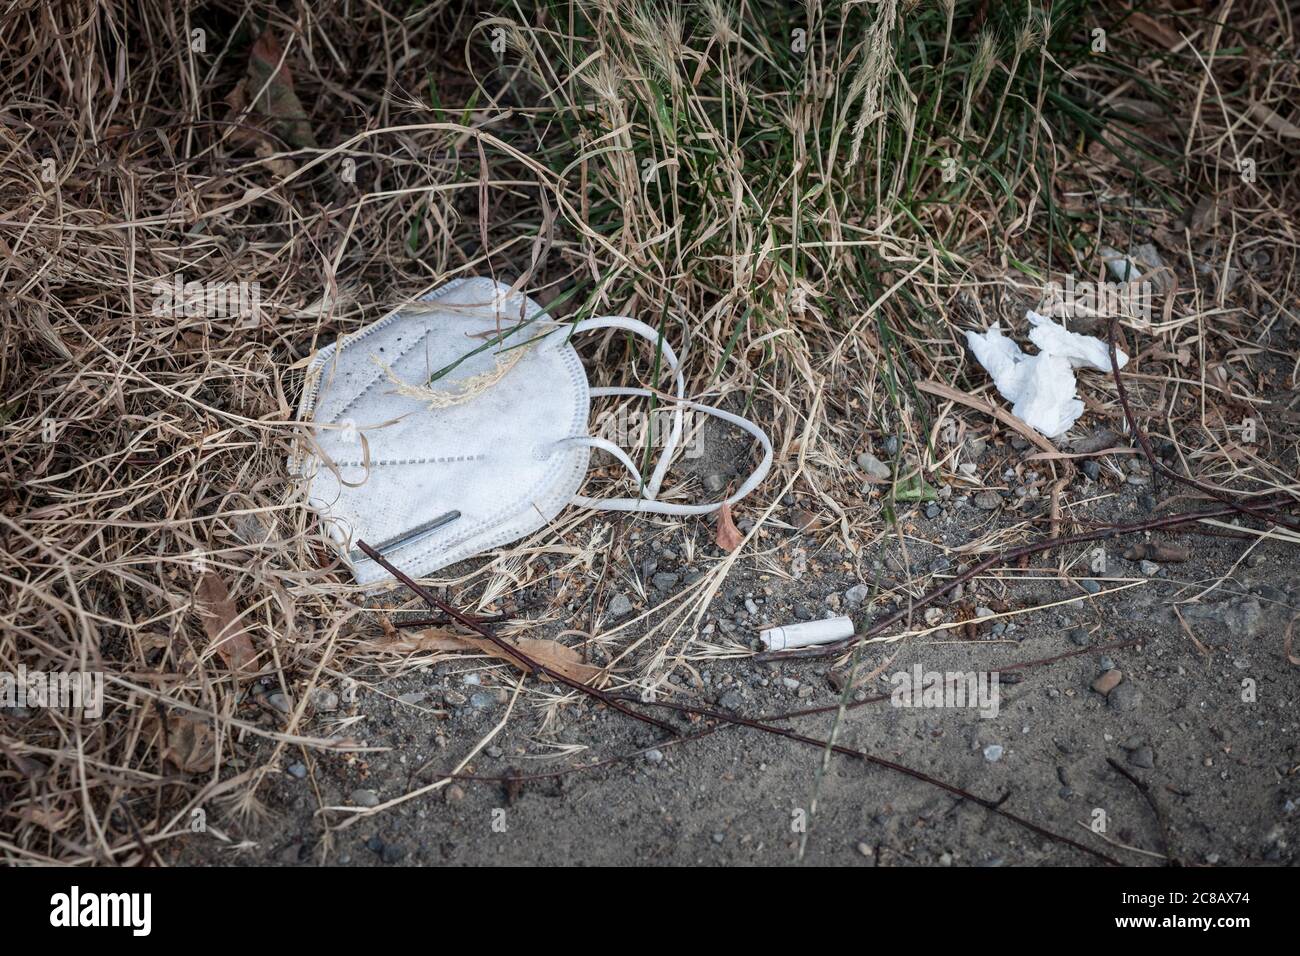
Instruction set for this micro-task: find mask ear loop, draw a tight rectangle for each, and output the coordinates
[564,316,685,501]
[553,317,773,515]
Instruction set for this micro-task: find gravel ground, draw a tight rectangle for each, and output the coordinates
[177,426,1300,867]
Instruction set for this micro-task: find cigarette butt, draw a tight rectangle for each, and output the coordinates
[760,616,855,652]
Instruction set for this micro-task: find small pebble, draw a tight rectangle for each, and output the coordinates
[652,571,680,590]
[1129,746,1155,769]
[1108,682,1142,712]
[857,452,891,480]
[1092,669,1123,695]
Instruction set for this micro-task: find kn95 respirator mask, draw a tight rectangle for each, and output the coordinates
[291,278,772,586]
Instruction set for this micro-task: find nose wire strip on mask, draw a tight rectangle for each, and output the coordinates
[348,509,461,561]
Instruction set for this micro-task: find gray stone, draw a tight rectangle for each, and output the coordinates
[351,788,380,808]
[1183,597,1264,637]
[983,744,1004,763]
[845,584,870,606]
[857,452,891,480]
[703,474,726,493]
[1129,746,1155,769]
[1108,682,1142,712]
[312,689,339,713]
[718,689,744,711]
[469,692,498,710]
[607,593,634,618]
[651,571,680,590]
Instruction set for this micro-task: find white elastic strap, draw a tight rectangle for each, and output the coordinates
[563,316,772,515]
[570,386,774,516]
[568,316,685,501]
[550,434,644,489]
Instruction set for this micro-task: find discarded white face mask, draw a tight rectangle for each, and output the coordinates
[291,278,772,586]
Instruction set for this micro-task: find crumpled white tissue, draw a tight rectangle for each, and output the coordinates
[1026,311,1128,372]
[964,311,1129,438]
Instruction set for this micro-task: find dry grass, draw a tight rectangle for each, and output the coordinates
[2,0,1298,863]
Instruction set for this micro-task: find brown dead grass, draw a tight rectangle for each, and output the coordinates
[1,0,1297,864]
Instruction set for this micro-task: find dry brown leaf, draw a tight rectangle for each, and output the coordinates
[380,629,601,685]
[714,501,744,552]
[1127,11,1183,50]
[1285,616,1300,667]
[366,627,465,653]
[13,803,75,832]
[510,638,602,684]
[254,139,295,177]
[161,715,216,773]
[195,572,257,676]
[0,739,47,778]
[451,635,601,686]
[1250,102,1300,141]
[247,29,318,149]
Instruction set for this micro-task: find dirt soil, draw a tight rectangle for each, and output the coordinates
[177,411,1300,868]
